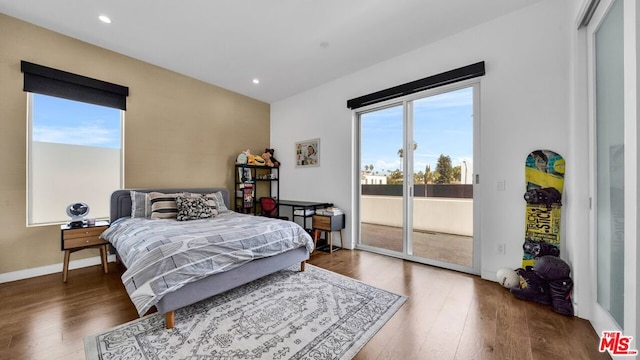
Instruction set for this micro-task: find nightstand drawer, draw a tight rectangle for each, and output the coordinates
[64,235,107,249]
[61,225,109,250]
[312,214,345,231]
[63,226,106,239]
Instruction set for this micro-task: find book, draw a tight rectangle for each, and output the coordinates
[318,207,343,216]
[293,209,315,216]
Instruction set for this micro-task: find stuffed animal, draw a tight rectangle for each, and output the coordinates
[261,150,274,167]
[236,151,248,164]
[264,148,280,167]
[252,155,266,166]
[241,149,267,166]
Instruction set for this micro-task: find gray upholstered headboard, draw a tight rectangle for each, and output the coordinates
[110,188,231,222]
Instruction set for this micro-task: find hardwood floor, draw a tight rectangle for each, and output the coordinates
[0,250,609,360]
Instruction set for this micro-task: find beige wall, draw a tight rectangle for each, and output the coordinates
[0,14,270,274]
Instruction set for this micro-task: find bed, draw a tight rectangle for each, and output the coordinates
[102,187,314,329]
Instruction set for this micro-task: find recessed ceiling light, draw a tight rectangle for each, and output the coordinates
[252,78,260,84]
[98,15,111,24]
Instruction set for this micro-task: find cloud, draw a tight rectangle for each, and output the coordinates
[33,123,120,148]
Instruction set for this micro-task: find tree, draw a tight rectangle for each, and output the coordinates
[435,154,454,184]
[425,165,433,184]
[452,165,462,184]
[414,170,425,184]
[387,169,403,184]
[397,142,418,158]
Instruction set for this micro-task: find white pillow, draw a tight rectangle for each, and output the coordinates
[207,191,230,213]
[130,191,151,218]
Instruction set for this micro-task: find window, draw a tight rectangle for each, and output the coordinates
[21,61,128,226]
[27,94,123,225]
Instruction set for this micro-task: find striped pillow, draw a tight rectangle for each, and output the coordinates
[149,192,182,219]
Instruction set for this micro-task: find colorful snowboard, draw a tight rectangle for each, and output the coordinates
[522,150,565,268]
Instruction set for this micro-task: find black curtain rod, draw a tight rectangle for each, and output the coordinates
[347,61,485,110]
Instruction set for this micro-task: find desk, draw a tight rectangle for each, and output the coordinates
[278,200,333,230]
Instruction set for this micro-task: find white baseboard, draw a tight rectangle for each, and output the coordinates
[0,254,116,284]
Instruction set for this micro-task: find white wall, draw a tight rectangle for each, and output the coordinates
[361,196,473,236]
[272,0,588,308]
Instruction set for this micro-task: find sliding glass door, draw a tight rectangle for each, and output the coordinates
[359,105,405,253]
[357,82,479,273]
[588,0,626,332]
[409,88,475,268]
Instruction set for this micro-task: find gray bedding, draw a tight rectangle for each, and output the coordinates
[101,213,314,316]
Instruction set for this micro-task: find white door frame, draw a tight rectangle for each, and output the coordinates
[353,79,481,275]
[585,0,639,344]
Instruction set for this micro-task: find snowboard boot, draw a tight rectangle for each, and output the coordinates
[549,277,574,316]
[534,255,571,281]
[510,267,552,306]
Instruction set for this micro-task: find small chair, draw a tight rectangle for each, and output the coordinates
[259,197,288,220]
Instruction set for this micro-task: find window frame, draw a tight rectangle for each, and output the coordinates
[26,92,125,226]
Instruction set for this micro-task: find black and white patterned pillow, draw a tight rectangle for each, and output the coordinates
[185,193,220,217]
[176,196,213,221]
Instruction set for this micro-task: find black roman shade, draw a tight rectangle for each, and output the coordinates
[347,61,485,110]
[21,60,129,110]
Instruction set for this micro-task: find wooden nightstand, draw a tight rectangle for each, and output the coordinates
[312,214,345,253]
[60,221,109,282]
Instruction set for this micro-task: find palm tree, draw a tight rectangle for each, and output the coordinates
[425,165,433,184]
[397,142,418,158]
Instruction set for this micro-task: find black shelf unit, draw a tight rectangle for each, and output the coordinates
[234,164,279,216]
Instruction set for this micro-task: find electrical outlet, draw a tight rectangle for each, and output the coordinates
[497,180,506,191]
[497,243,506,255]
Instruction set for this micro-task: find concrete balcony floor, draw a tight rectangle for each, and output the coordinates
[360,222,473,267]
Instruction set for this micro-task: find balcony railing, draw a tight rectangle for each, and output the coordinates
[362,184,472,198]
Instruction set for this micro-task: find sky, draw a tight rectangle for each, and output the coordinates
[360,86,473,176]
[32,94,121,149]
[32,88,472,174]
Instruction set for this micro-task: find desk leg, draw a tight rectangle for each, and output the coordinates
[339,229,344,249]
[100,245,109,273]
[62,250,70,283]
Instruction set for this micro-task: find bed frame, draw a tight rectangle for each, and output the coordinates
[109,187,310,329]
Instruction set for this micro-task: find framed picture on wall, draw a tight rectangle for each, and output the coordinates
[295,138,320,167]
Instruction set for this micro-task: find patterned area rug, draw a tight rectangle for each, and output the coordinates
[84,264,407,360]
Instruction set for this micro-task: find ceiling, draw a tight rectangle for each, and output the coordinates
[0,0,542,103]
